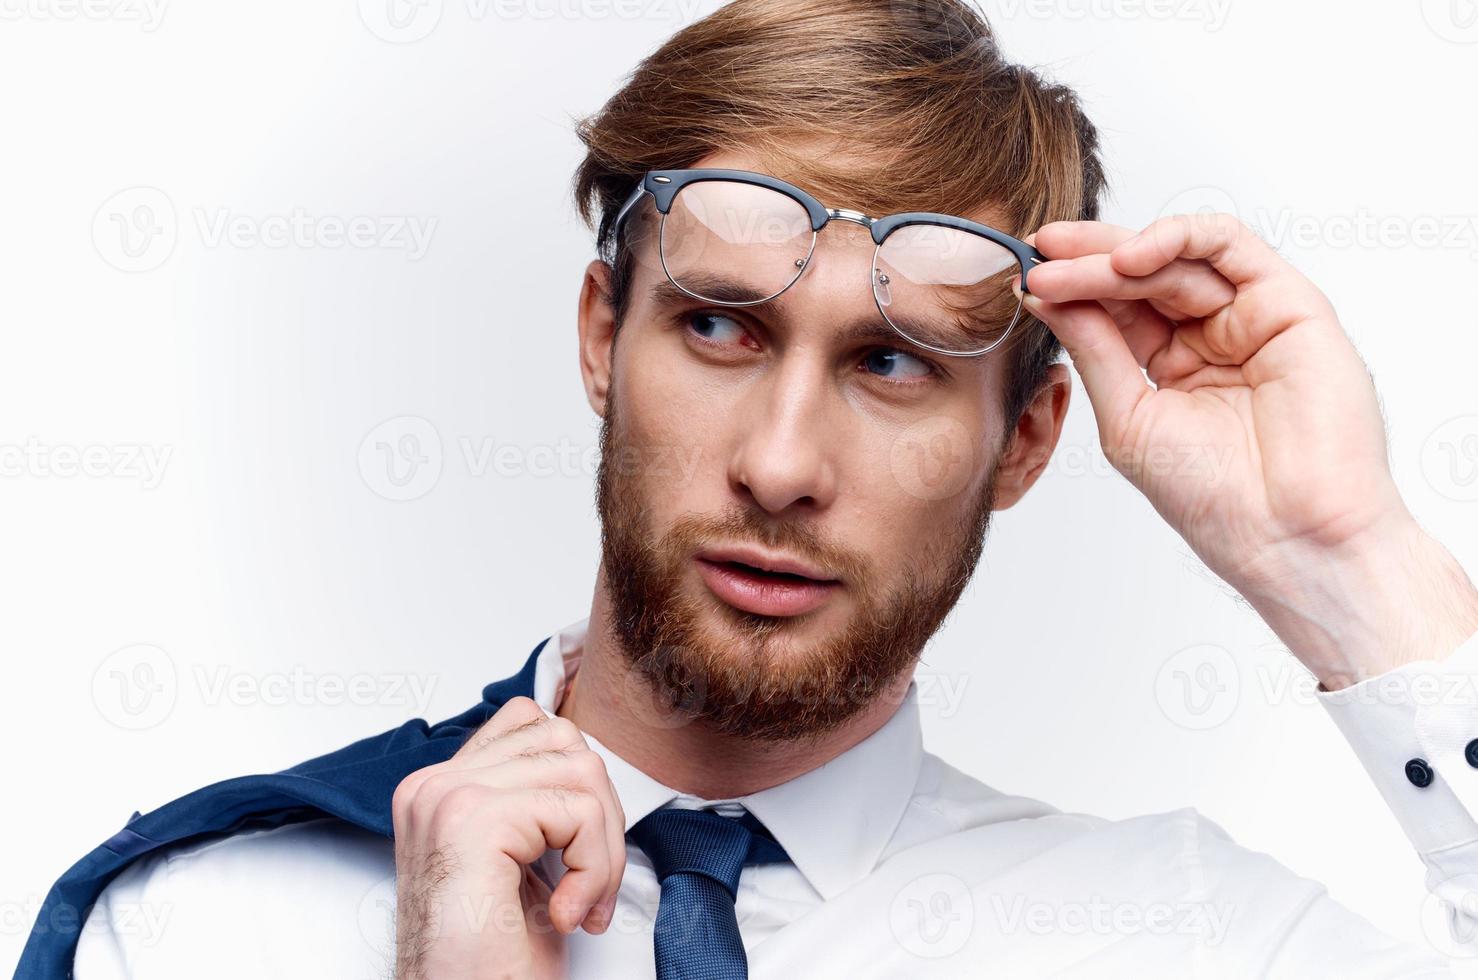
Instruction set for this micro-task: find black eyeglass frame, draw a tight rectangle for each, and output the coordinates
[610,167,1048,357]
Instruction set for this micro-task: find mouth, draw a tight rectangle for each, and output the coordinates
[693,547,841,618]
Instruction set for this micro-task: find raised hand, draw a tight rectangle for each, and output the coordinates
[1020,213,1478,685]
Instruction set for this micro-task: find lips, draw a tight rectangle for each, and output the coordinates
[694,547,840,618]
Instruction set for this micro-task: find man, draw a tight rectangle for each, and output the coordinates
[20,0,1478,977]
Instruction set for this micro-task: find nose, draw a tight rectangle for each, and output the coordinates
[728,366,839,516]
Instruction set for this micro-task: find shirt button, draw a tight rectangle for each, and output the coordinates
[1406,758,1435,788]
[1466,740,1478,768]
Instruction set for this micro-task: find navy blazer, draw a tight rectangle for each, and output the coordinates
[14,639,548,980]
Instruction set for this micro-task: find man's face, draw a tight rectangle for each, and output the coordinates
[587,149,1032,741]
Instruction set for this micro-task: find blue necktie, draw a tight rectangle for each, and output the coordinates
[628,807,790,980]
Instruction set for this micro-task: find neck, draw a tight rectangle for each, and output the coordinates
[558,565,912,800]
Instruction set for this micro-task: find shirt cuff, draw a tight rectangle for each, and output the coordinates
[1318,626,1478,856]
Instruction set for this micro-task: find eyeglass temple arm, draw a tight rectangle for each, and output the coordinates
[610,183,650,248]
[1021,250,1047,292]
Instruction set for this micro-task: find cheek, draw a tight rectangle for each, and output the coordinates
[849,381,1004,563]
[826,407,996,582]
[610,329,729,507]
[885,414,987,505]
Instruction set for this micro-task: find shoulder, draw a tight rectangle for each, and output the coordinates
[889,751,1098,853]
[896,753,1332,923]
[75,817,396,980]
[857,756,1437,976]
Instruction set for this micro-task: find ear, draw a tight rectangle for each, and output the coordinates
[991,363,1070,510]
[577,259,617,417]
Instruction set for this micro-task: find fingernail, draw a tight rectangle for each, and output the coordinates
[584,894,617,934]
[1009,274,1022,298]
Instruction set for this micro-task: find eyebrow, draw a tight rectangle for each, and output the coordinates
[647,275,962,355]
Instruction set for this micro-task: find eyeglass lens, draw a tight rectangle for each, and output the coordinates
[657,179,1026,355]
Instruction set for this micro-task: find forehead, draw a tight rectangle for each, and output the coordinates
[689,146,1011,229]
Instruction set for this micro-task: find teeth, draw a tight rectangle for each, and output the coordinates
[711,556,821,582]
[743,563,806,581]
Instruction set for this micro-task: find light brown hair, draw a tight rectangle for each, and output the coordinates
[572,0,1106,426]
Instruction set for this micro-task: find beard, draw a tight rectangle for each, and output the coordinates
[594,383,1000,742]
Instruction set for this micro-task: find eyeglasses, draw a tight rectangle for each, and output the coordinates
[610,168,1047,357]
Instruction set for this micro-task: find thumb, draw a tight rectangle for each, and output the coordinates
[1022,292,1149,445]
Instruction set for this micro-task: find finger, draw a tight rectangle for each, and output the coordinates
[1157,362,1248,392]
[461,696,548,750]
[476,785,614,933]
[532,753,626,935]
[582,772,626,935]
[1143,320,1238,384]
[1098,299,1241,379]
[454,706,587,765]
[533,788,618,934]
[1098,298,1175,369]
[1030,220,1140,260]
[1027,254,1237,320]
[420,781,613,926]
[1021,293,1150,442]
[1111,212,1285,287]
[431,749,627,935]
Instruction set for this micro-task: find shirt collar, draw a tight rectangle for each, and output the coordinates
[530,617,923,900]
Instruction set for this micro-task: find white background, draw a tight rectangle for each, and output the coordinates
[3,0,1478,971]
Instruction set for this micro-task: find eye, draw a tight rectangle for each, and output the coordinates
[685,310,754,348]
[861,347,934,382]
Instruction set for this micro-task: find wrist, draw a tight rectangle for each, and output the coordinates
[1234,512,1478,689]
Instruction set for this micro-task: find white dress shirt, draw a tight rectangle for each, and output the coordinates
[74,618,1478,978]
